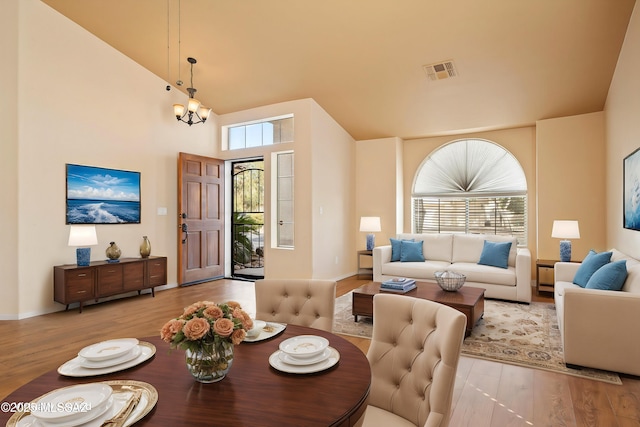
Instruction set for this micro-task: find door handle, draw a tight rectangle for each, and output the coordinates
[181,223,188,244]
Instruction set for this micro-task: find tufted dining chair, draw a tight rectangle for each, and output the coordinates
[355,293,466,427]
[254,279,337,332]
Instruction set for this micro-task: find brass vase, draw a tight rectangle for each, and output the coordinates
[105,242,121,262]
[140,236,151,258]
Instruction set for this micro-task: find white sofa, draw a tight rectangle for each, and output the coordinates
[554,249,640,376]
[373,233,532,303]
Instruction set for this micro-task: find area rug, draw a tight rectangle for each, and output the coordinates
[333,292,621,384]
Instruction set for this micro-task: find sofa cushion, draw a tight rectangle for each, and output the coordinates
[585,260,628,291]
[477,240,512,269]
[450,262,516,286]
[397,233,453,263]
[623,264,640,293]
[390,238,414,262]
[400,240,424,262]
[452,234,517,267]
[573,250,612,287]
[381,260,451,280]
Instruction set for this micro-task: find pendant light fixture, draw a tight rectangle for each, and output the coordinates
[173,57,211,126]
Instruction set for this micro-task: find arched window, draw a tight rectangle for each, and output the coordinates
[412,139,527,244]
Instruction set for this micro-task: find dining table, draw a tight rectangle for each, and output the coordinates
[1,324,371,427]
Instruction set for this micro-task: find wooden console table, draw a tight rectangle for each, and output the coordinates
[54,256,167,312]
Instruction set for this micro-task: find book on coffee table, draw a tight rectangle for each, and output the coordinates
[381,278,415,288]
[380,282,417,293]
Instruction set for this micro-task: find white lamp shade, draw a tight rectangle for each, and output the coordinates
[551,220,580,239]
[359,216,381,233]
[199,106,212,120]
[68,225,98,246]
[173,103,185,118]
[187,97,201,113]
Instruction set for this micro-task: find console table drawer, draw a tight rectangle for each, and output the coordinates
[97,265,124,296]
[64,270,94,286]
[147,258,167,286]
[66,281,94,299]
[123,262,145,291]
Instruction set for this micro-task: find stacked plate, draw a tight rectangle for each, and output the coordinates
[58,338,156,377]
[29,383,113,427]
[269,335,340,374]
[77,338,141,368]
[10,380,158,427]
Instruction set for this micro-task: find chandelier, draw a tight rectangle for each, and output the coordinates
[173,57,211,126]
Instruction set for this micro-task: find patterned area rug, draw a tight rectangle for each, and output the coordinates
[333,292,621,384]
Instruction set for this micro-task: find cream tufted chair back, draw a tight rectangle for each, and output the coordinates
[254,279,337,332]
[356,294,466,427]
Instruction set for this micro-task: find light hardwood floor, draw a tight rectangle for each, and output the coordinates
[2,277,640,426]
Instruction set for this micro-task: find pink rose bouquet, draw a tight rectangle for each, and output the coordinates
[161,300,253,352]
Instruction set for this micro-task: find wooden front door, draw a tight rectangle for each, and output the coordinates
[178,153,225,285]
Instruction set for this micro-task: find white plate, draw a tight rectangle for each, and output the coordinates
[269,347,340,374]
[278,347,332,366]
[279,335,329,359]
[12,381,158,427]
[35,396,113,427]
[243,322,287,342]
[78,338,139,362]
[58,342,155,377]
[30,383,112,424]
[79,346,141,369]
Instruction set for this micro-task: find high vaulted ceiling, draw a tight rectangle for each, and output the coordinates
[41,0,635,141]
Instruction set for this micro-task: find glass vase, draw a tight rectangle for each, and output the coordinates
[140,236,151,258]
[185,340,234,383]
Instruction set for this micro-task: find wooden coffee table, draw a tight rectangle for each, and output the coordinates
[352,281,485,336]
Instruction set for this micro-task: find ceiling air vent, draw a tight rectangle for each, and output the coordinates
[423,60,457,81]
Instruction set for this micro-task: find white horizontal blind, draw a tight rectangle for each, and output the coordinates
[413,196,527,245]
[411,139,528,245]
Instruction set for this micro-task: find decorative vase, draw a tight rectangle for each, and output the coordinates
[105,242,121,262]
[140,236,151,258]
[185,340,234,383]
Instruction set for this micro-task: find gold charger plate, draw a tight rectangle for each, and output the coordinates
[6,380,158,427]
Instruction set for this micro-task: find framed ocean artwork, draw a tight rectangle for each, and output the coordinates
[624,148,640,231]
[66,164,141,224]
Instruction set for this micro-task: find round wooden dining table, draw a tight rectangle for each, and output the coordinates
[0,325,371,427]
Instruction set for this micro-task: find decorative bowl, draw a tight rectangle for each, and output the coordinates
[279,335,329,359]
[434,271,466,292]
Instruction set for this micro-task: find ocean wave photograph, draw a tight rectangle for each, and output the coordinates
[66,164,141,224]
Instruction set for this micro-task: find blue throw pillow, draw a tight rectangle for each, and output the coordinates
[573,250,612,287]
[390,238,414,262]
[477,240,512,269]
[400,240,425,262]
[585,260,627,291]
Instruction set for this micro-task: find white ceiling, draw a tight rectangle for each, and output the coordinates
[41,0,636,140]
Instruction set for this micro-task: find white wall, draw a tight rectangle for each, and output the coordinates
[1,0,216,319]
[606,2,640,256]
[310,101,355,279]
[0,0,20,316]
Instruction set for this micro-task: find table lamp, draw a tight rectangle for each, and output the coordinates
[68,225,98,266]
[360,216,381,251]
[551,220,580,262]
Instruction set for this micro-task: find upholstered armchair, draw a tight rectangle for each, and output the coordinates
[356,294,466,427]
[254,279,337,332]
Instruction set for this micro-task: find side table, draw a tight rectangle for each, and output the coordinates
[357,250,373,279]
[536,259,558,295]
